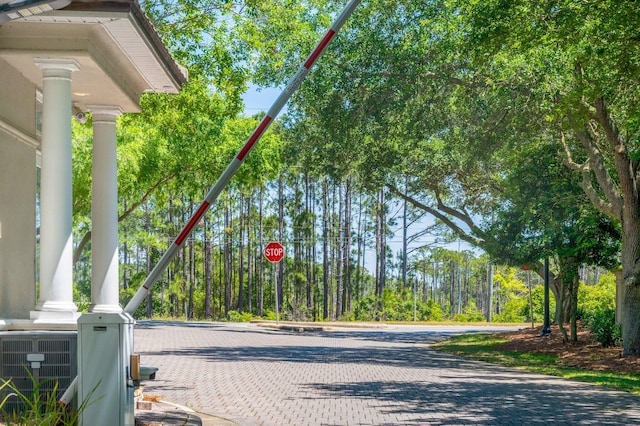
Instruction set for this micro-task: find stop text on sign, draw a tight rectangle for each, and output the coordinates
[264,242,285,263]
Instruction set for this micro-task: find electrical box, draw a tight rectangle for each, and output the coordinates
[77,313,134,426]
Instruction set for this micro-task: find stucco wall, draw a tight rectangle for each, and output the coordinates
[0,58,37,319]
[0,58,37,133]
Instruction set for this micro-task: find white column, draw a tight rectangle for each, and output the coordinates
[34,58,79,315]
[88,106,123,313]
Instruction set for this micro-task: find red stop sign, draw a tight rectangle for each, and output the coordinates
[264,241,285,263]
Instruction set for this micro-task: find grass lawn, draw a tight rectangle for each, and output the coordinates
[431,333,640,395]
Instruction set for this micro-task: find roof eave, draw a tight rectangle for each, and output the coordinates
[62,0,187,89]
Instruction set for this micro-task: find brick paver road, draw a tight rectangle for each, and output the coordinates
[134,321,640,425]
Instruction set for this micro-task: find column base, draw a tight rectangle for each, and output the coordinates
[0,318,78,331]
[30,308,80,324]
[88,304,123,314]
[37,300,78,313]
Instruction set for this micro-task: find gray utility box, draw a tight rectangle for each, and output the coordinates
[78,313,134,426]
[0,331,77,413]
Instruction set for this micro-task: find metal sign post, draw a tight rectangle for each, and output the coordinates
[264,242,285,325]
[274,267,279,325]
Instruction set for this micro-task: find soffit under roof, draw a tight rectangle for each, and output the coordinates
[0,1,187,113]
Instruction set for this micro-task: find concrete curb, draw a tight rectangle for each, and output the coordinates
[251,320,389,332]
[135,400,237,426]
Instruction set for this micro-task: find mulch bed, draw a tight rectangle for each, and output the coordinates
[494,323,640,373]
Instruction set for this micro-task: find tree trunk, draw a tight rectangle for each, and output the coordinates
[322,178,330,320]
[246,194,252,314]
[342,178,352,314]
[463,259,469,310]
[556,276,569,343]
[433,262,438,304]
[123,244,129,290]
[570,273,578,342]
[593,101,640,351]
[181,221,187,318]
[145,201,153,318]
[556,255,582,342]
[204,216,211,319]
[343,178,352,314]
[402,181,408,292]
[457,260,462,314]
[259,185,264,317]
[187,230,194,320]
[533,262,571,325]
[218,231,224,317]
[329,184,336,318]
[238,195,244,312]
[621,213,640,354]
[277,174,285,313]
[563,98,640,355]
[224,200,232,316]
[293,177,304,312]
[449,261,455,316]
[336,182,343,319]
[167,260,174,317]
[305,174,314,312]
[375,188,386,318]
[355,192,364,306]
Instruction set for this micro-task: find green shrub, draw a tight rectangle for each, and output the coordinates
[587,308,621,348]
[354,297,377,321]
[354,293,444,322]
[262,310,277,321]
[226,310,254,322]
[339,311,355,321]
[379,288,413,321]
[453,313,469,322]
[419,300,444,321]
[462,306,485,322]
[494,298,527,323]
[578,272,616,321]
[0,369,92,425]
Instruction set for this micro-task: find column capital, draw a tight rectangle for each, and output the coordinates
[34,58,79,76]
[87,105,123,123]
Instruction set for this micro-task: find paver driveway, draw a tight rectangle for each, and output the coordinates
[134,321,640,425]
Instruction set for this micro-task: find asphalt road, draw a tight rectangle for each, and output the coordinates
[134,321,640,425]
